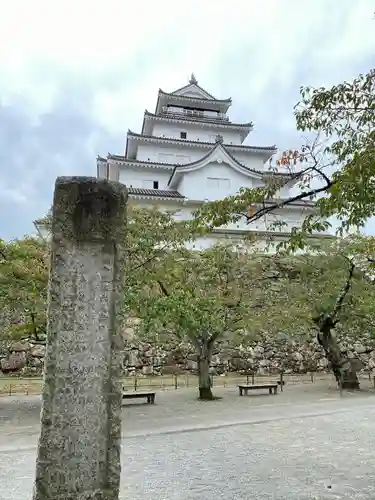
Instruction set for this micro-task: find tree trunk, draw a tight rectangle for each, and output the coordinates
[30,312,40,342]
[197,341,214,400]
[313,262,360,390]
[317,329,360,390]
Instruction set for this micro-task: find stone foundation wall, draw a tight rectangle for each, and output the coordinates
[121,334,375,376]
[1,331,375,377]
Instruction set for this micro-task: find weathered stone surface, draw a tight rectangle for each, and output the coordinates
[141,365,153,375]
[2,327,375,378]
[30,345,45,358]
[29,357,43,367]
[121,327,135,340]
[354,343,366,354]
[32,177,127,500]
[1,352,27,372]
[10,342,31,352]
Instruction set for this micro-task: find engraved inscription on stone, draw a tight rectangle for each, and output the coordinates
[45,246,114,491]
[33,177,126,500]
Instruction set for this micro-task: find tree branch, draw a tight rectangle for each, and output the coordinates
[242,181,334,224]
[157,280,170,297]
[332,258,355,319]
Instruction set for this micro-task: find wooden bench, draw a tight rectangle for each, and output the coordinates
[238,384,278,396]
[122,391,156,404]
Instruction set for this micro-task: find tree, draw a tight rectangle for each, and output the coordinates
[0,205,197,345]
[238,239,375,387]
[36,204,197,280]
[189,66,375,389]
[307,240,373,389]
[125,244,252,400]
[0,237,49,341]
[123,234,375,397]
[193,67,375,251]
[345,234,375,277]
[124,205,198,283]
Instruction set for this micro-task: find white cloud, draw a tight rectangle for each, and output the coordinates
[0,181,29,204]
[1,0,372,118]
[0,0,374,238]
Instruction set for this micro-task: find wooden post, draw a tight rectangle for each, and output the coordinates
[174,374,178,390]
[280,371,284,392]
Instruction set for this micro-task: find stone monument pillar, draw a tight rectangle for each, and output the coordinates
[33,177,127,500]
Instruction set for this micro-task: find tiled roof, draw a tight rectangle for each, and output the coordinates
[143,110,253,129]
[126,130,276,154]
[109,140,289,179]
[167,142,291,186]
[170,81,217,100]
[128,187,184,198]
[107,154,174,168]
[158,89,231,104]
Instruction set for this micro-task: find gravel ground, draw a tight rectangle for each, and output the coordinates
[1,382,375,499]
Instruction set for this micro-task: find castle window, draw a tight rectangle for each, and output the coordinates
[143,180,159,189]
[180,131,187,139]
[206,177,231,189]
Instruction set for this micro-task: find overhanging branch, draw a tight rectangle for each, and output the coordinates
[332,258,355,319]
[157,280,170,297]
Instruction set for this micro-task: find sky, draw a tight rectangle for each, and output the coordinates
[0,0,374,240]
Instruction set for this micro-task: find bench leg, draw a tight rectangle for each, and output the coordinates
[274,387,278,395]
[147,396,151,404]
[244,389,248,396]
[151,395,155,404]
[269,388,272,395]
[239,387,243,396]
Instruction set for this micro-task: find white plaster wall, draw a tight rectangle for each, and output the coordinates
[151,123,242,144]
[177,161,262,200]
[97,162,107,179]
[136,143,203,164]
[138,194,311,235]
[229,153,297,199]
[98,163,120,182]
[126,197,325,250]
[267,207,308,231]
[128,198,184,213]
[225,217,268,232]
[275,182,295,199]
[231,151,270,169]
[184,233,279,252]
[119,166,171,189]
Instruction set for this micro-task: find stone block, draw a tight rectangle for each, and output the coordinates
[32,177,127,500]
